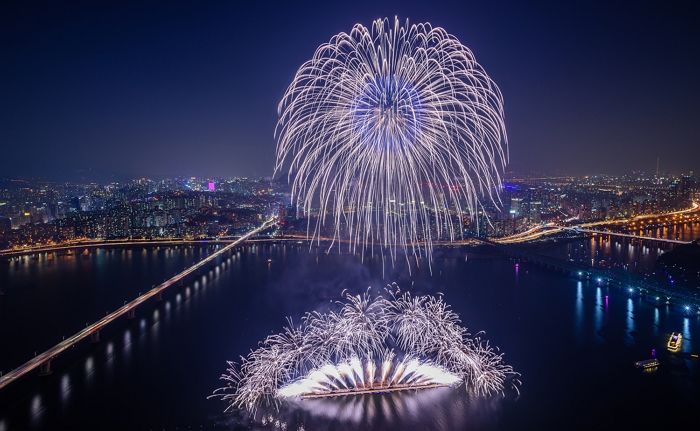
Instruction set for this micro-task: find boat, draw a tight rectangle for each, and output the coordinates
[634,358,660,369]
[667,332,682,352]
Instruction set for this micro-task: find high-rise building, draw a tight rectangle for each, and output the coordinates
[529,201,542,223]
[0,216,11,235]
[510,198,523,218]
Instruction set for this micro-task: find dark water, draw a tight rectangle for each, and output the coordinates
[529,221,700,275]
[1,241,699,431]
[635,221,700,242]
[0,245,222,371]
[538,234,670,274]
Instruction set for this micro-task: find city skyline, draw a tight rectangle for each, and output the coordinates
[3,0,700,180]
[2,4,700,430]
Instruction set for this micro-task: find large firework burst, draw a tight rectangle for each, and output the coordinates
[275,17,507,262]
[212,286,519,413]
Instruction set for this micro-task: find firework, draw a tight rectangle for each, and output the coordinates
[275,17,507,262]
[212,286,519,413]
[276,355,461,399]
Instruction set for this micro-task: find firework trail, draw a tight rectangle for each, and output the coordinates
[275,17,507,263]
[212,285,519,413]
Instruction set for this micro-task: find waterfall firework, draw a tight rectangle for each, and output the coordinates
[275,17,508,262]
[212,286,519,413]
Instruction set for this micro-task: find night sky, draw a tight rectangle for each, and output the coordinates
[2,0,699,180]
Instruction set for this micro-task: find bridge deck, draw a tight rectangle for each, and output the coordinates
[573,228,690,244]
[0,218,276,391]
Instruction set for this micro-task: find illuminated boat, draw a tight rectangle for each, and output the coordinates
[667,332,682,352]
[634,358,659,369]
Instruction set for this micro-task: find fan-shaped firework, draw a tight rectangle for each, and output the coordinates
[277,354,462,398]
[275,17,508,262]
[212,286,519,413]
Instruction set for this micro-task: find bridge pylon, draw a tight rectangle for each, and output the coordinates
[39,360,52,376]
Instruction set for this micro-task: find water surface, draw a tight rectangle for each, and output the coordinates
[1,241,699,430]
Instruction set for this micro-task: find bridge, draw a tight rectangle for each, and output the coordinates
[567,228,691,245]
[0,233,320,258]
[492,202,699,245]
[0,238,232,258]
[0,217,277,391]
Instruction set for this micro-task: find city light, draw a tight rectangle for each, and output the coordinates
[2,4,700,430]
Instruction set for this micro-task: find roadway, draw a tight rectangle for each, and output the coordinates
[0,238,233,257]
[0,217,277,391]
[492,202,699,244]
[0,234,321,258]
[569,228,690,245]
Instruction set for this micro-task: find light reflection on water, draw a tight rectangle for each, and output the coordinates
[229,387,506,431]
[594,287,604,341]
[60,374,71,404]
[653,308,660,337]
[123,329,132,360]
[683,318,692,353]
[105,341,115,376]
[30,394,43,425]
[575,281,584,339]
[84,356,94,384]
[2,243,699,430]
[625,297,635,345]
[290,388,455,425]
[542,222,700,276]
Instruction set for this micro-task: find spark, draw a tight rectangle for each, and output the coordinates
[212,285,519,413]
[277,355,461,399]
[275,17,508,263]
